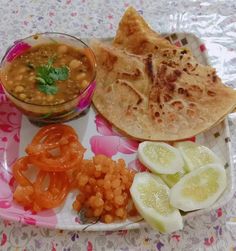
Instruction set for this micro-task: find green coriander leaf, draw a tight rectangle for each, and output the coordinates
[47,59,53,69]
[35,55,68,95]
[36,66,55,85]
[35,77,46,85]
[36,66,50,79]
[38,83,58,95]
[41,112,52,119]
[47,54,57,69]
[49,67,69,81]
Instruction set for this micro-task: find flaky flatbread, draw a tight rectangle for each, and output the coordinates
[91,7,236,141]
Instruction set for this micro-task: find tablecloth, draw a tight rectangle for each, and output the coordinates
[0,0,236,250]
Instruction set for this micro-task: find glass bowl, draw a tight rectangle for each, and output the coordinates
[0,32,96,125]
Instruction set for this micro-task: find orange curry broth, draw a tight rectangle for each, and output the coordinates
[1,43,94,105]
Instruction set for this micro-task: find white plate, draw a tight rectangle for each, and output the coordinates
[0,33,234,231]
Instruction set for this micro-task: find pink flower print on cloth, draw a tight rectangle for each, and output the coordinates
[90,114,139,157]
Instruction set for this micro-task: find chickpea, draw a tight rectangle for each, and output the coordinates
[80,80,89,90]
[29,76,35,82]
[18,67,27,74]
[59,59,67,65]
[66,89,74,95]
[25,98,32,103]
[46,95,54,102]
[35,96,42,101]
[19,93,27,100]
[57,45,68,54]
[80,65,87,72]
[76,72,86,81]
[7,80,13,86]
[15,75,23,81]
[77,48,84,54]
[35,91,42,96]
[14,85,24,93]
[82,56,88,63]
[69,59,82,69]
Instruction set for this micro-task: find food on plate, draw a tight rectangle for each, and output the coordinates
[138,140,225,190]
[113,8,172,54]
[10,122,228,230]
[130,172,183,233]
[12,124,137,223]
[26,124,85,172]
[131,141,227,231]
[0,33,96,123]
[12,124,85,211]
[73,155,137,223]
[13,157,70,211]
[91,7,236,141]
[169,164,227,211]
[1,43,93,105]
[174,141,221,172]
[159,172,185,188]
[138,141,184,174]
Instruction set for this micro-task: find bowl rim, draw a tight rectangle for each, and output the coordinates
[0,32,97,107]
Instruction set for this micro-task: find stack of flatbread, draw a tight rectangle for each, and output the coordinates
[91,7,236,141]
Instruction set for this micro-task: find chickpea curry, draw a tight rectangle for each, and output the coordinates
[2,43,94,105]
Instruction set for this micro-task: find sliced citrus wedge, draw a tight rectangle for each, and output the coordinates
[130,172,183,233]
[174,141,221,172]
[138,142,184,174]
[170,164,227,212]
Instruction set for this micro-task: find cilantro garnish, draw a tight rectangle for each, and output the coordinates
[35,56,69,95]
[38,84,58,94]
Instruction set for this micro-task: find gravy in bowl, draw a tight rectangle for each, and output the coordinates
[2,43,94,105]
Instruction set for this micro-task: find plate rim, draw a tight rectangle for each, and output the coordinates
[0,32,234,231]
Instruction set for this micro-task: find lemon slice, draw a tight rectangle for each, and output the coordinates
[159,172,185,188]
[174,141,221,172]
[138,142,184,174]
[170,164,227,212]
[130,172,183,233]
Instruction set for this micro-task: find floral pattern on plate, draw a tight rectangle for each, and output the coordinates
[0,33,234,232]
[1,0,236,249]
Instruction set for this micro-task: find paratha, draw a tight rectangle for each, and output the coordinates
[91,7,236,141]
